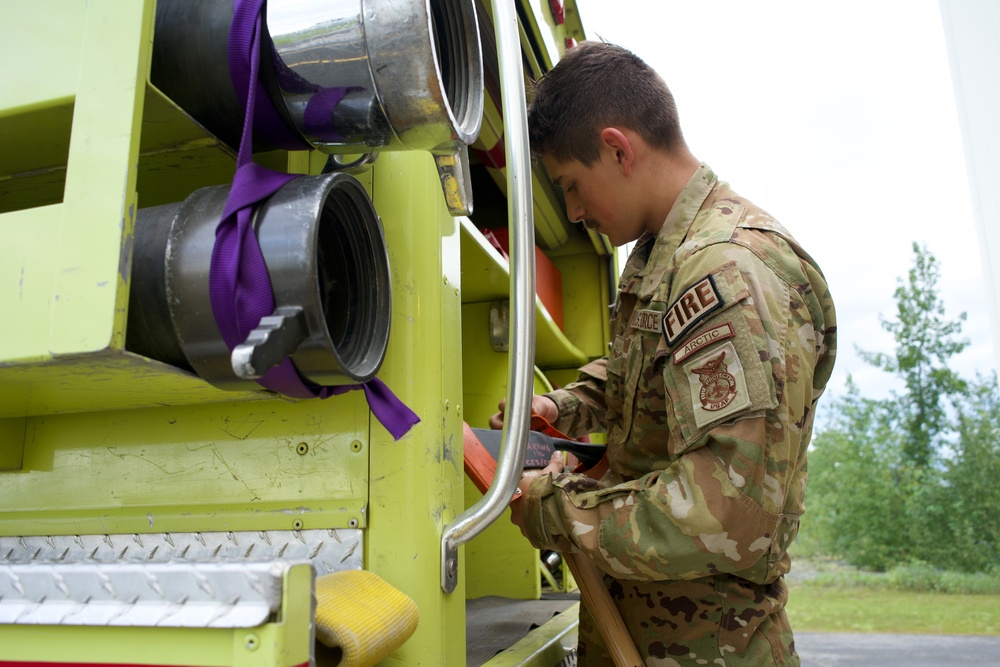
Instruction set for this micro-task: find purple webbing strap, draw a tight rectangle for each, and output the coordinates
[227,0,310,151]
[208,0,419,439]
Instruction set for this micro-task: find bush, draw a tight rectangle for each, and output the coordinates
[801,559,1000,595]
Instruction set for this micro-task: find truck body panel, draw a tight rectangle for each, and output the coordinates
[0,1,601,665]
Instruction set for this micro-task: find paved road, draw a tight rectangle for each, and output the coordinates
[796,632,1000,666]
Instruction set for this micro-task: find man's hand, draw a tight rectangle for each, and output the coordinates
[509,450,564,542]
[489,394,558,430]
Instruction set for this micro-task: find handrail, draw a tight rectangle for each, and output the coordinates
[440,0,535,593]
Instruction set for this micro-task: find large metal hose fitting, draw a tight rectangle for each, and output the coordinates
[151,0,483,215]
[127,173,391,391]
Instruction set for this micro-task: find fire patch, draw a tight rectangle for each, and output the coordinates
[662,275,723,346]
[683,341,750,427]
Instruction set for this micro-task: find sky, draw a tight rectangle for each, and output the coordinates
[572,0,997,405]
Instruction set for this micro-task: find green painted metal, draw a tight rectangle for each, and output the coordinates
[365,150,467,666]
[461,298,556,600]
[0,625,235,666]
[0,98,74,214]
[0,417,25,471]
[0,353,267,420]
[550,252,614,362]
[0,7,243,419]
[459,219,588,369]
[0,396,369,536]
[0,0,152,362]
[481,603,579,667]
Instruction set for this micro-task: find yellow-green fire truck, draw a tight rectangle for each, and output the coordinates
[0,1,616,665]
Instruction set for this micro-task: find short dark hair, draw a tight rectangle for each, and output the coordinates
[527,41,684,164]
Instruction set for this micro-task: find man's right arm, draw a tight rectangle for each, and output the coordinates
[489,358,609,435]
[544,358,609,437]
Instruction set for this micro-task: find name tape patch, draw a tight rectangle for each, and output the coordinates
[629,309,662,333]
[662,275,723,346]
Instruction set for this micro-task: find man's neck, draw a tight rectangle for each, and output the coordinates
[641,147,701,237]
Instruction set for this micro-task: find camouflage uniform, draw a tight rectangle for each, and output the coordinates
[522,164,837,666]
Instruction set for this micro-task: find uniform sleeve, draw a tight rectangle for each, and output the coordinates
[522,417,781,581]
[523,242,823,583]
[544,358,609,438]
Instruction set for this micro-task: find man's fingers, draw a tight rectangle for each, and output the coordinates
[543,450,564,475]
[532,395,559,422]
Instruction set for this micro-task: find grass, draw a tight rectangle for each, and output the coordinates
[787,585,1000,635]
[785,557,1000,635]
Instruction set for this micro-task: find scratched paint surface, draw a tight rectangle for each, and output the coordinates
[0,393,369,535]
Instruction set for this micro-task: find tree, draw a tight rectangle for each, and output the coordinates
[856,242,968,468]
[934,373,1000,571]
[804,379,914,570]
[803,244,1000,573]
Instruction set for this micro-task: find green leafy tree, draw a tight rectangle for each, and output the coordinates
[804,379,914,570]
[856,242,968,468]
[804,244,1000,573]
[930,373,1000,571]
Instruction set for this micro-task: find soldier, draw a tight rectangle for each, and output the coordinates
[491,41,837,666]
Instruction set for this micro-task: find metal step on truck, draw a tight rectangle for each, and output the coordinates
[0,1,615,665]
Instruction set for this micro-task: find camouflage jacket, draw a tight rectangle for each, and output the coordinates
[522,164,837,665]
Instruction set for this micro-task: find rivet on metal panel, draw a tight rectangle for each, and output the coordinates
[350,440,363,453]
[296,442,309,455]
[348,518,359,528]
[244,634,259,651]
[292,520,304,530]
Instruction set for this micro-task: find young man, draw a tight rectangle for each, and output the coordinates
[493,42,837,665]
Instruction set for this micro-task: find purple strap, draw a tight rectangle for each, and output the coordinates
[304,87,353,143]
[227,0,310,151]
[209,0,419,439]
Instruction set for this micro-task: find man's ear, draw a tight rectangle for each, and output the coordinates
[599,127,634,176]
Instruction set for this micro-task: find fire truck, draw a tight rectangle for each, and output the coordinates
[0,1,613,665]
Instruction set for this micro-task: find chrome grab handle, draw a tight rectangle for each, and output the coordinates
[440,0,535,593]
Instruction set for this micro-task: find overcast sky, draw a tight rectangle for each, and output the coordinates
[572,0,997,405]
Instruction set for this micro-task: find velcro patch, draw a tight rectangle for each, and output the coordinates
[684,341,751,428]
[607,335,626,376]
[673,322,735,365]
[662,275,723,346]
[629,309,662,333]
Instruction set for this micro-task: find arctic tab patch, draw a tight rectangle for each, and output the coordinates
[673,322,735,365]
[629,309,662,333]
[662,275,723,346]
